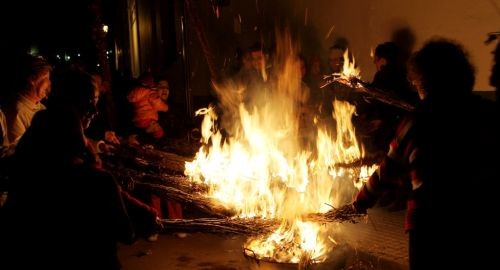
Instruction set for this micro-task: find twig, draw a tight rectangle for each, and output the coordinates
[136,182,235,218]
[331,156,381,169]
[306,206,365,223]
[160,217,278,235]
[320,75,415,111]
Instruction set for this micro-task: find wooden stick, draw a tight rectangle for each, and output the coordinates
[352,79,415,112]
[321,76,415,111]
[331,156,380,169]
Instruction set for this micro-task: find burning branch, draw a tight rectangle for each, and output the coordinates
[331,155,381,169]
[320,75,415,112]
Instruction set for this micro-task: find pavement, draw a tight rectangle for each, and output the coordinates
[119,207,409,270]
[337,207,408,268]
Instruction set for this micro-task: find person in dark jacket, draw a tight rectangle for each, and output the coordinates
[353,39,500,270]
[488,31,500,103]
[5,68,135,270]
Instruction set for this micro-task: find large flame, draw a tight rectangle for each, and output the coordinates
[185,29,375,263]
[244,219,329,263]
[341,49,360,79]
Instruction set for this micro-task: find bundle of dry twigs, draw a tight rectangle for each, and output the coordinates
[135,181,235,218]
[102,143,367,235]
[160,217,278,235]
[159,206,365,235]
[306,205,365,223]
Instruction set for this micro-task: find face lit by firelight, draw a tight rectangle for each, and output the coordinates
[81,87,99,130]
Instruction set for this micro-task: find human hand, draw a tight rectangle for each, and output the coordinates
[97,141,116,154]
[127,134,141,146]
[155,216,164,231]
[352,200,369,214]
[336,203,359,215]
[351,185,377,214]
[104,131,121,145]
[151,97,168,112]
[368,119,383,132]
[90,153,103,169]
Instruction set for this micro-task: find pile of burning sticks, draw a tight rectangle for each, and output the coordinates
[102,143,367,236]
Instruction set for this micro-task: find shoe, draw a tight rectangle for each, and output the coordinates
[145,217,163,242]
[146,233,158,242]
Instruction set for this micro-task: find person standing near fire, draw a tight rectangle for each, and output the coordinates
[367,41,414,149]
[4,68,136,270]
[86,71,121,147]
[0,109,11,212]
[352,39,499,270]
[2,55,52,148]
[487,31,500,106]
[0,55,52,225]
[126,72,183,219]
[0,109,12,158]
[321,39,366,133]
[360,41,417,211]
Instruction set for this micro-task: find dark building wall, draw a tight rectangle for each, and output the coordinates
[115,0,499,118]
[136,0,173,73]
[137,0,154,72]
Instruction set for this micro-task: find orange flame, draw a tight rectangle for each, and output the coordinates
[185,29,375,263]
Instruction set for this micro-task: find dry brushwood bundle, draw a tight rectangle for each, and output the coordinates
[100,143,234,217]
[159,206,365,236]
[306,205,365,223]
[101,144,366,225]
[100,143,209,194]
[107,164,207,195]
[136,182,235,218]
[139,173,207,194]
[160,217,278,235]
[331,156,381,169]
[132,145,190,174]
[105,143,190,175]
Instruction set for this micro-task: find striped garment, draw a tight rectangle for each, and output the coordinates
[355,114,420,231]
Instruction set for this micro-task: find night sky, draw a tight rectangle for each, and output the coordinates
[3,0,114,63]
[0,0,116,99]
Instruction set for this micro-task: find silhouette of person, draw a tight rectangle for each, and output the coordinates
[353,38,499,270]
[5,68,136,270]
[487,31,500,101]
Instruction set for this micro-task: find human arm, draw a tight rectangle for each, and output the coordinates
[104,130,121,145]
[120,188,161,240]
[0,111,15,158]
[7,113,29,146]
[353,116,415,213]
[84,137,104,168]
[149,91,168,112]
[105,171,136,244]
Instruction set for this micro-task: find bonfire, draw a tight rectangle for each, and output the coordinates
[184,29,376,266]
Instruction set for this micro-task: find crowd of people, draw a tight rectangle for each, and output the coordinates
[0,56,172,270]
[0,32,499,270]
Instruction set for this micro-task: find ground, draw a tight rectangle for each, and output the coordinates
[119,208,408,270]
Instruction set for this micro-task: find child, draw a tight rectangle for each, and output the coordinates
[127,73,168,139]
